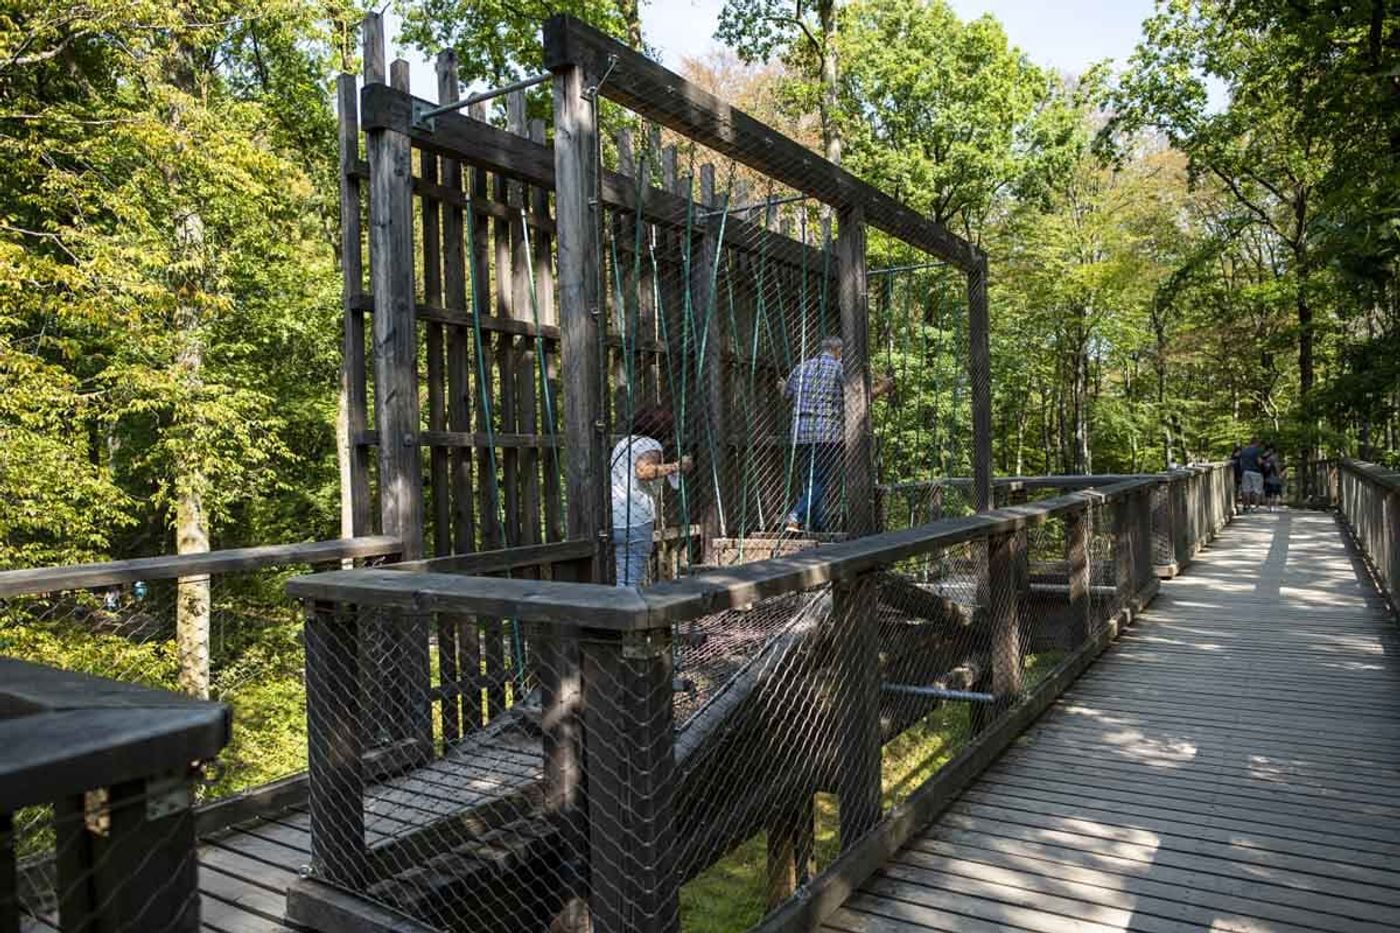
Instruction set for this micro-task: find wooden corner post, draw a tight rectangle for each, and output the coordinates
[363,16,424,560]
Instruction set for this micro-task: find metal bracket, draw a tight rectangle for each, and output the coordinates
[146,772,192,821]
[622,628,670,660]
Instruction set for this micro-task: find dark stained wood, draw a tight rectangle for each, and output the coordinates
[581,629,678,932]
[833,573,881,850]
[540,16,980,271]
[966,256,992,514]
[529,117,564,545]
[303,602,367,887]
[0,536,400,597]
[337,73,373,540]
[837,205,873,537]
[1064,508,1090,646]
[366,61,424,562]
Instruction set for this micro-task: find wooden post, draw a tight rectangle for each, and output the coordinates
[1065,507,1091,646]
[336,73,372,539]
[547,59,600,932]
[987,528,1024,700]
[551,61,605,576]
[581,628,678,932]
[54,777,200,933]
[832,572,881,850]
[837,206,874,537]
[967,255,992,514]
[1170,472,1189,569]
[305,601,367,887]
[365,51,424,560]
[766,794,815,908]
[1114,495,1134,618]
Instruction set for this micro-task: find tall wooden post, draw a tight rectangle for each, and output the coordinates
[838,206,874,537]
[365,39,423,560]
[336,74,372,540]
[547,58,600,932]
[967,255,992,514]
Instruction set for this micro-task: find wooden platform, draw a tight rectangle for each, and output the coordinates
[826,509,1400,933]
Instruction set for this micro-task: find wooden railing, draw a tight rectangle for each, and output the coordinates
[1336,458,1400,612]
[284,465,1234,932]
[0,536,402,838]
[0,660,230,933]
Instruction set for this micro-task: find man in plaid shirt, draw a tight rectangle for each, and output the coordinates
[783,336,893,533]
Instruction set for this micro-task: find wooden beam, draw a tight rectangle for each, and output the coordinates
[541,15,981,271]
[0,536,402,597]
[388,539,596,575]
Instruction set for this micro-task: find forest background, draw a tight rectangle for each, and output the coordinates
[2,0,1396,568]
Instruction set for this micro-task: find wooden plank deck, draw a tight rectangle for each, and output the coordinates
[826,509,1400,933]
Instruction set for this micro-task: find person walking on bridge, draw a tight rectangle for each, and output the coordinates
[781,336,893,534]
[1238,436,1265,511]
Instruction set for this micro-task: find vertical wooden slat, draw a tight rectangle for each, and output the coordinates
[494,136,521,553]
[691,164,728,564]
[530,117,564,545]
[336,74,372,539]
[508,93,542,551]
[1065,507,1091,646]
[434,52,465,744]
[422,137,448,561]
[988,527,1025,700]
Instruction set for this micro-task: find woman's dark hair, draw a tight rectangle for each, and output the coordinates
[632,404,674,440]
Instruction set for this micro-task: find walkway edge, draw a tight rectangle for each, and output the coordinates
[754,577,1161,933]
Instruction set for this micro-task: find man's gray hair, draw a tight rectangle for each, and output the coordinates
[821,336,843,354]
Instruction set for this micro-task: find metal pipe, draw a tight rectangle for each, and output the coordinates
[881,683,997,703]
[868,260,946,277]
[413,72,552,126]
[700,193,812,218]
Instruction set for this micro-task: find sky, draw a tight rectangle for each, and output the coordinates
[386,1,1160,98]
[644,0,1155,75]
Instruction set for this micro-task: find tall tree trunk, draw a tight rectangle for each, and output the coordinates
[175,208,211,700]
[817,0,840,165]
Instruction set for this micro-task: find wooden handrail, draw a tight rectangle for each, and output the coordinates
[287,478,1162,629]
[0,536,403,598]
[1341,458,1400,493]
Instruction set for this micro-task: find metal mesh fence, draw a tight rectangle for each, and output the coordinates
[0,550,392,928]
[290,480,1179,932]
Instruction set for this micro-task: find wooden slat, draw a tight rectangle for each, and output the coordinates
[0,537,401,596]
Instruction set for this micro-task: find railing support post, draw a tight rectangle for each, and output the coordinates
[581,627,678,932]
[54,775,201,932]
[304,600,368,887]
[1170,472,1190,570]
[833,571,882,849]
[988,529,1025,701]
[766,794,815,908]
[1065,508,1091,647]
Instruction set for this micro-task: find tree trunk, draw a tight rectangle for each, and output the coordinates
[818,0,840,166]
[175,208,211,700]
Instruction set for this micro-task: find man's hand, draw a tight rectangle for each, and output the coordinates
[679,455,694,474]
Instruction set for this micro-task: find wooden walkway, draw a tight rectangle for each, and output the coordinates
[827,509,1400,933]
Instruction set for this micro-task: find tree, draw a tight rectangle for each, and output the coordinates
[716,0,843,163]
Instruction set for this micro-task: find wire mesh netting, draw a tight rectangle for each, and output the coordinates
[0,554,391,929]
[291,484,1170,931]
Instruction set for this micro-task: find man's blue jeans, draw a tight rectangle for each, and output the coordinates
[612,521,653,588]
[789,442,841,532]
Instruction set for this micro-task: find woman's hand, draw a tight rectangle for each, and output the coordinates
[679,455,694,474]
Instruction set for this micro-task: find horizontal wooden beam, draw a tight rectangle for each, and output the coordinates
[542,15,981,271]
[356,430,561,449]
[358,82,836,274]
[1342,458,1400,492]
[286,567,652,629]
[285,479,1159,629]
[0,536,403,597]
